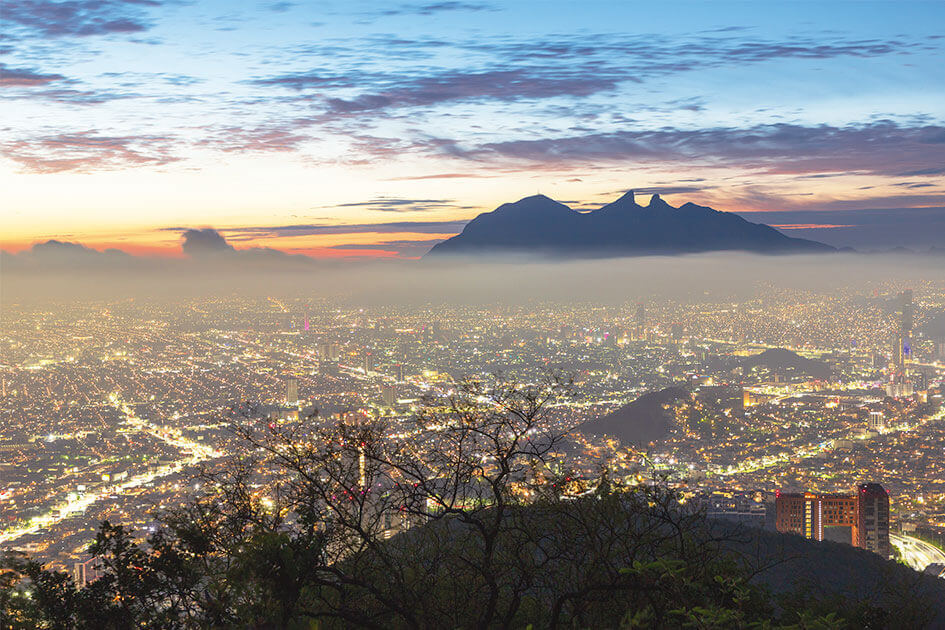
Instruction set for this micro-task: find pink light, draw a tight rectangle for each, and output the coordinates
[304,318,310,331]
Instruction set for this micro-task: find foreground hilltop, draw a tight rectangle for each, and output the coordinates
[426,191,834,258]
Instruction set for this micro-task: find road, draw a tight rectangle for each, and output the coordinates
[0,397,222,546]
[891,533,945,575]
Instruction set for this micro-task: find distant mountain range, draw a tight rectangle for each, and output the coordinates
[426,191,834,258]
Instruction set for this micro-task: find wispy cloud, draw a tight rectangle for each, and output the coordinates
[455,121,945,178]
[170,220,469,239]
[1,131,180,173]
[3,0,163,38]
[0,63,65,86]
[332,197,467,212]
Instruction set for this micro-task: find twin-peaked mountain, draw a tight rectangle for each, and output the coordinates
[426,191,833,258]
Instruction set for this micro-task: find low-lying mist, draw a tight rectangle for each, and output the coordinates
[2,251,942,307]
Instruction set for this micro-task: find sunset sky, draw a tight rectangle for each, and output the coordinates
[2,0,944,258]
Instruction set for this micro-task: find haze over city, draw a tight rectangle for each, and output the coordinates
[2,1,945,628]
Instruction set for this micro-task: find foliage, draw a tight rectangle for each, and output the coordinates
[1,376,938,629]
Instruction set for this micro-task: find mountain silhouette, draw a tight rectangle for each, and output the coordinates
[426,191,834,258]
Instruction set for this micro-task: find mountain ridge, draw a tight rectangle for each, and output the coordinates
[426,190,835,258]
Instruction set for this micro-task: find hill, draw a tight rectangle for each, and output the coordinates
[426,191,834,258]
[578,386,689,445]
[741,347,832,380]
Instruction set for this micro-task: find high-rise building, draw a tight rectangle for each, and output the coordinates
[393,363,404,382]
[285,378,298,406]
[775,484,890,557]
[900,289,914,335]
[73,557,103,589]
[362,352,375,374]
[855,483,891,558]
[381,384,396,407]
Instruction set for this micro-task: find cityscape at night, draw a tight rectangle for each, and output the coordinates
[2,0,945,627]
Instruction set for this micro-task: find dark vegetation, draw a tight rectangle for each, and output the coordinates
[3,376,942,629]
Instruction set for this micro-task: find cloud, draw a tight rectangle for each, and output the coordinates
[469,32,936,69]
[458,121,945,178]
[333,197,463,212]
[327,237,447,257]
[181,228,235,257]
[323,68,622,115]
[253,67,623,118]
[1,131,180,173]
[211,220,469,239]
[738,207,945,249]
[0,63,65,87]
[201,125,311,153]
[3,0,162,38]
[1,239,143,272]
[380,2,494,16]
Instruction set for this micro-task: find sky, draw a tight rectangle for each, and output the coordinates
[2,0,944,259]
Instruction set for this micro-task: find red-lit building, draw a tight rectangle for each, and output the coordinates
[775,483,890,557]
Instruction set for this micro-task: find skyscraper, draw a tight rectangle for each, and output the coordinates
[285,377,298,405]
[382,384,396,407]
[855,483,891,558]
[362,352,374,374]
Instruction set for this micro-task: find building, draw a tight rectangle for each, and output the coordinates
[285,377,298,406]
[362,352,375,374]
[394,363,405,382]
[775,484,890,557]
[381,384,396,407]
[700,490,769,528]
[868,410,885,431]
[73,557,103,589]
[855,483,891,557]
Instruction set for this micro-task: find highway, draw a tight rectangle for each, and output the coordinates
[0,397,222,546]
[891,533,945,575]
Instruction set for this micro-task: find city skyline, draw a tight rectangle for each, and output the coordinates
[3,1,945,258]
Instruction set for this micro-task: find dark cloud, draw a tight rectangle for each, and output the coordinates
[1,240,143,272]
[376,1,494,16]
[3,0,162,38]
[181,228,235,257]
[333,198,462,212]
[253,67,622,117]
[176,228,324,265]
[1,131,179,173]
[471,33,935,69]
[740,207,945,249]
[191,220,469,239]
[3,87,135,105]
[246,32,939,127]
[458,121,945,178]
[0,63,65,87]
[322,67,621,115]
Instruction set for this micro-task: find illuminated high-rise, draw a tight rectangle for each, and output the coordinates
[285,377,298,405]
[854,483,891,558]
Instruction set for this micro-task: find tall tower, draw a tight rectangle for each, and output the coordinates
[286,377,298,406]
[899,289,913,365]
[854,483,891,558]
